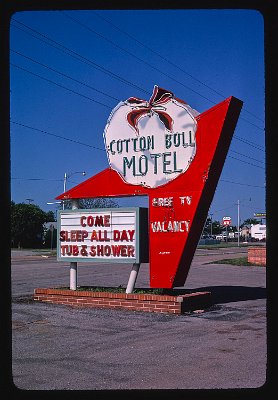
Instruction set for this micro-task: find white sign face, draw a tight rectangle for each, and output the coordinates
[57,209,139,262]
[104,85,199,188]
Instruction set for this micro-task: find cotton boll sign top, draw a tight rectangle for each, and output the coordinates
[104,85,199,188]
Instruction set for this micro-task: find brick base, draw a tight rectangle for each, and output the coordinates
[34,288,212,315]
[248,247,266,266]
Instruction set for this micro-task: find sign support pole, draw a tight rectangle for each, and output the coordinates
[70,199,79,290]
[126,263,140,294]
[70,263,77,290]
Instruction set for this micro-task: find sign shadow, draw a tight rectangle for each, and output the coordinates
[166,285,266,305]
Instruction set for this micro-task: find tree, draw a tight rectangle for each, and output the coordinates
[45,210,55,221]
[80,198,118,209]
[212,220,221,235]
[241,218,259,227]
[11,201,52,248]
[62,198,119,209]
[203,218,221,235]
[43,225,57,249]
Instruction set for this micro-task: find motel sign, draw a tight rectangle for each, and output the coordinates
[57,85,242,289]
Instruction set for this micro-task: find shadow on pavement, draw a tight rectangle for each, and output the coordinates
[168,286,266,304]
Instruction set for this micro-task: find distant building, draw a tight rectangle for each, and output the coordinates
[250,224,266,241]
[241,224,251,241]
[215,231,237,241]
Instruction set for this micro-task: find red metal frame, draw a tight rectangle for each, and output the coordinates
[57,96,242,288]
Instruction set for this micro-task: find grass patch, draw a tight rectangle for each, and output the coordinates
[210,257,263,266]
[58,286,165,295]
[32,249,57,256]
[197,243,249,250]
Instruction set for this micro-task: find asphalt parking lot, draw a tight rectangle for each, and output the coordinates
[10,246,267,390]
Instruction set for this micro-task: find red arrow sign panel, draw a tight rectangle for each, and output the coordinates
[57,96,242,288]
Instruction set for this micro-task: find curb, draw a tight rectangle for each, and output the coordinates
[34,287,212,314]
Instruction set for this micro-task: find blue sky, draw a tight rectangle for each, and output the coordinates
[10,8,265,225]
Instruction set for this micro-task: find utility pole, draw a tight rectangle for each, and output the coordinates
[63,172,67,210]
[70,200,79,290]
[237,199,240,247]
[63,171,86,210]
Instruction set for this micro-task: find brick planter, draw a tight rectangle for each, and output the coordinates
[248,246,266,266]
[34,288,212,315]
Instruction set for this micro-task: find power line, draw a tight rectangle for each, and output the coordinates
[11,50,266,154]
[11,20,150,96]
[11,127,265,190]
[10,120,106,152]
[11,119,265,174]
[220,179,265,188]
[229,149,264,164]
[240,203,258,209]
[64,11,264,132]
[61,11,216,106]
[10,19,265,153]
[11,63,112,109]
[11,176,265,189]
[212,204,239,214]
[11,61,265,155]
[12,177,63,182]
[212,198,253,216]
[233,135,264,152]
[91,10,265,127]
[11,49,121,103]
[11,59,264,154]
[227,155,264,169]
[239,117,265,132]
[234,138,264,153]
[11,17,264,134]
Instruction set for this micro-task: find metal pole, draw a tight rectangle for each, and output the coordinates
[50,225,53,251]
[126,263,140,294]
[63,172,67,193]
[237,199,240,247]
[70,199,79,290]
[70,263,77,290]
[63,172,67,210]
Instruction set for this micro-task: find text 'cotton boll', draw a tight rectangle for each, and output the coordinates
[103,85,199,188]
